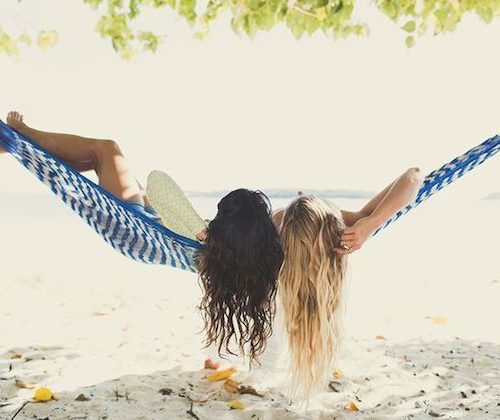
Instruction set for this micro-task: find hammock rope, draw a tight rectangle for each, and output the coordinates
[373,134,500,235]
[0,119,498,271]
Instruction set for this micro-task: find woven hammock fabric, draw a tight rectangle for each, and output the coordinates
[0,119,202,272]
[373,134,500,235]
[0,118,498,271]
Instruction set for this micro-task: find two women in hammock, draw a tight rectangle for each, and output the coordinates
[1,111,424,399]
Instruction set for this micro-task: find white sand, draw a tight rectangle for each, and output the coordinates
[1,195,499,419]
[2,338,500,419]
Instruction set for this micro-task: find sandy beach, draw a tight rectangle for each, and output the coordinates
[2,337,500,419]
[1,194,499,419]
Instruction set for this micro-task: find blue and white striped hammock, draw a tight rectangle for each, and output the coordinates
[0,119,499,272]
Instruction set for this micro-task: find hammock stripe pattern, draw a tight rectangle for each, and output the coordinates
[0,119,498,271]
[0,120,202,272]
[373,134,500,235]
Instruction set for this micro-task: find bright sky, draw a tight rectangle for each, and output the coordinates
[1,0,499,197]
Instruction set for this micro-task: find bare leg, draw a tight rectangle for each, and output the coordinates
[6,111,143,203]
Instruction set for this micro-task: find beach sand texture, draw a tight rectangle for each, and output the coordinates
[0,195,499,419]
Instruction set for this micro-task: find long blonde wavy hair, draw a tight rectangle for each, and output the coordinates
[278,196,348,400]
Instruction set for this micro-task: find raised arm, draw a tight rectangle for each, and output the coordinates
[336,167,424,255]
[341,168,417,226]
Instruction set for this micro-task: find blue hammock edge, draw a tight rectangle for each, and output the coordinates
[0,119,203,252]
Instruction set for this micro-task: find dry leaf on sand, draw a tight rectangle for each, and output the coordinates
[229,400,244,410]
[75,393,91,401]
[346,401,359,412]
[223,379,241,393]
[207,367,236,382]
[431,315,448,325]
[33,387,58,402]
[240,385,264,398]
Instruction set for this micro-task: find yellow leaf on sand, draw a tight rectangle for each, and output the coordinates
[432,315,448,325]
[229,400,244,410]
[334,369,344,379]
[207,367,237,382]
[33,387,56,402]
[346,401,359,412]
[375,335,387,340]
[223,379,241,393]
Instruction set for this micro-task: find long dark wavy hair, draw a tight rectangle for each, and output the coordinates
[198,189,283,364]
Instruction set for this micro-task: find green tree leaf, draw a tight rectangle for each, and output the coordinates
[402,20,416,32]
[405,34,415,47]
[17,34,32,46]
[2,0,500,57]
[84,0,104,9]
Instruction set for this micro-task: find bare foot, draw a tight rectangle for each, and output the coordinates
[204,358,221,370]
[6,111,26,131]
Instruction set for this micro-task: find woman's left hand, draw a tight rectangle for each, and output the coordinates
[334,217,378,255]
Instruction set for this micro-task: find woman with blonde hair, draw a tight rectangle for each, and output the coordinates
[273,168,424,400]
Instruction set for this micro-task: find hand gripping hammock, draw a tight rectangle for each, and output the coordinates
[0,119,499,272]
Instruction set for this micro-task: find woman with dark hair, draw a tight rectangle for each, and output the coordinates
[198,189,283,364]
[1,111,283,366]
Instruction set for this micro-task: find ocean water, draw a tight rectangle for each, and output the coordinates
[1,192,499,344]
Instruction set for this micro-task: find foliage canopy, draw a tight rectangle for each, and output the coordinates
[1,0,499,57]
